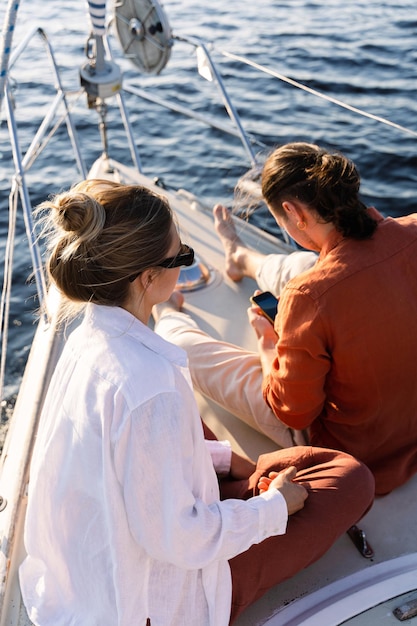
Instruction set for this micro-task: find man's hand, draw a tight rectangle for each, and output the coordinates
[258,466,308,515]
[248,290,278,376]
[248,291,278,345]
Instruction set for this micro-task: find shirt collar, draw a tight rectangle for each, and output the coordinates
[84,303,187,368]
[319,207,384,258]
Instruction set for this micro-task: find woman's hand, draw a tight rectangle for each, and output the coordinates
[258,466,308,515]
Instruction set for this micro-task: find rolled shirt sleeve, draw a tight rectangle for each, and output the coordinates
[263,288,329,430]
[205,439,232,475]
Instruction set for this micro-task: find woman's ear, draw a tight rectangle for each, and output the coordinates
[139,269,154,291]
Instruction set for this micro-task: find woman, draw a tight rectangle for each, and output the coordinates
[20,179,374,625]
[154,142,417,496]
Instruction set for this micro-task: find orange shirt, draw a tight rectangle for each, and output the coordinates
[263,209,417,495]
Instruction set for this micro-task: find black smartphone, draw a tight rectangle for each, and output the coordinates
[250,291,279,324]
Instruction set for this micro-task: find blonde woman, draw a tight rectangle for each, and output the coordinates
[20,179,373,625]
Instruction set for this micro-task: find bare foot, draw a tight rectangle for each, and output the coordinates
[213,204,246,282]
[152,291,184,323]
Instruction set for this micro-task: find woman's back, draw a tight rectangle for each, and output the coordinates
[20,303,223,624]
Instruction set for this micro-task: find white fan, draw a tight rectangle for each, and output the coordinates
[113,0,172,74]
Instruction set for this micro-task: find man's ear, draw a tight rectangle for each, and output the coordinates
[283,200,306,222]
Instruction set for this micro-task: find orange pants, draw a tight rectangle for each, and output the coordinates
[217,445,374,623]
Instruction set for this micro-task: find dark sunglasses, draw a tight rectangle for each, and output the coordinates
[158,243,194,268]
[129,243,194,282]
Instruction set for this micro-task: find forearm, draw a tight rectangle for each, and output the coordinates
[262,361,324,430]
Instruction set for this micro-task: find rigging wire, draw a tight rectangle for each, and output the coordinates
[0,183,18,406]
[220,50,417,139]
[0,0,21,116]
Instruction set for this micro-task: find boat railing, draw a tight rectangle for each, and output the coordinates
[220,49,417,140]
[1,22,294,310]
[1,25,86,406]
[3,15,416,374]
[0,22,293,408]
[103,33,268,166]
[4,27,88,317]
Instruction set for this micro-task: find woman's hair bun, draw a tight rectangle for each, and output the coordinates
[37,179,174,317]
[52,191,106,242]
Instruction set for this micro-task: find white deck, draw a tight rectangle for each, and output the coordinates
[1,159,416,625]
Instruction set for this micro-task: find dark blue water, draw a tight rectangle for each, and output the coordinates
[1,0,416,421]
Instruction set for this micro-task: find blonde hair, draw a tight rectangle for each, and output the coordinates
[37,179,173,317]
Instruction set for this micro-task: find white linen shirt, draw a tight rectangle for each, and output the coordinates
[20,304,287,626]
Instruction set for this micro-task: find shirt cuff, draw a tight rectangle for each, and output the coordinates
[205,439,232,475]
[258,488,288,537]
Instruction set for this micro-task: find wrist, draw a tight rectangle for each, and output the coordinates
[258,334,276,351]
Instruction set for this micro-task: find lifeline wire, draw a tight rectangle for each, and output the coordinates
[0,184,18,405]
[221,50,417,139]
